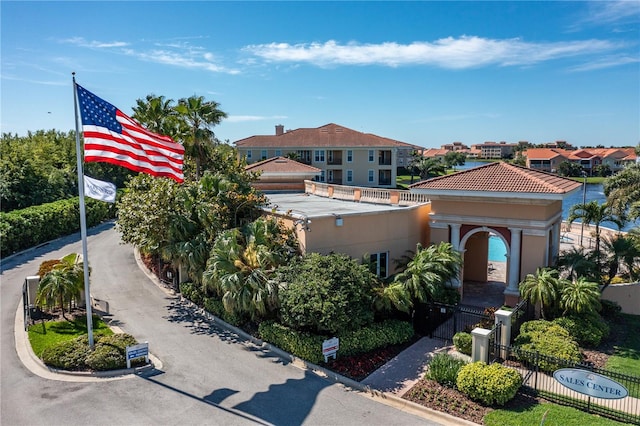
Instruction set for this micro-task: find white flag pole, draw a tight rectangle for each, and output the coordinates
[72,72,94,348]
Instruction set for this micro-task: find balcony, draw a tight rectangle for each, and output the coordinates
[327,150,343,165]
[304,181,430,206]
[378,150,392,166]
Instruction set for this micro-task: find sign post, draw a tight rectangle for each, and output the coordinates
[126,342,149,369]
[322,337,339,363]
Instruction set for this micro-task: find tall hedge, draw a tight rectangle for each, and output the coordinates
[0,196,116,257]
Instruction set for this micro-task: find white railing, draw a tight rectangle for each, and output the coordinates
[305,181,429,206]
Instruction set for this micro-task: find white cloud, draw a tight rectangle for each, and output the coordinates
[0,74,67,86]
[61,37,239,74]
[62,37,129,49]
[226,115,288,123]
[243,36,625,69]
[567,55,640,72]
[583,1,640,26]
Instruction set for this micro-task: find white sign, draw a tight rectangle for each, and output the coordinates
[126,342,149,368]
[322,337,339,362]
[553,368,628,399]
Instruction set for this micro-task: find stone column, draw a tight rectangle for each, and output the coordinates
[494,309,513,358]
[450,224,462,291]
[504,228,522,306]
[471,327,492,363]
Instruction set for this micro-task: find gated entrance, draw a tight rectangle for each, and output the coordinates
[414,302,490,342]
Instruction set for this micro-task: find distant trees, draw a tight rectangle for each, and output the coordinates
[444,151,466,171]
[414,157,447,180]
[604,162,640,221]
[557,160,584,177]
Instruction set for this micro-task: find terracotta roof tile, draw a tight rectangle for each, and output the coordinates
[410,162,582,194]
[522,148,568,159]
[235,123,421,149]
[245,156,321,174]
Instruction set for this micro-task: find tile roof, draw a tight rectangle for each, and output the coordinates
[422,148,449,157]
[410,162,582,194]
[522,148,568,160]
[234,123,421,149]
[245,156,321,174]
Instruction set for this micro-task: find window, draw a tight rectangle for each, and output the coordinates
[275,150,281,157]
[314,150,325,162]
[320,170,326,182]
[347,150,353,163]
[369,252,388,278]
[368,150,374,162]
[368,169,374,183]
[246,150,252,161]
[379,170,392,185]
[327,170,334,182]
[261,150,267,160]
[347,169,353,183]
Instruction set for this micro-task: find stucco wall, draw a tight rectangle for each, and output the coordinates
[273,204,430,275]
[519,233,548,280]
[601,283,640,315]
[430,199,562,222]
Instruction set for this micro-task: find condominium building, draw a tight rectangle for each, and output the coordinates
[234,123,421,188]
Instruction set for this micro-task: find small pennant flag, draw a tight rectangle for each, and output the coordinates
[84,175,117,203]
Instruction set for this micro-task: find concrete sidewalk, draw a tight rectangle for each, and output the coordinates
[361,337,449,396]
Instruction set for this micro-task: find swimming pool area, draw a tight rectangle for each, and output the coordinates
[488,235,507,262]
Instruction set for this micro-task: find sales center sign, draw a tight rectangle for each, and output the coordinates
[553,368,628,399]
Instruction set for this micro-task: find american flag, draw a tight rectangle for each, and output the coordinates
[76,84,184,183]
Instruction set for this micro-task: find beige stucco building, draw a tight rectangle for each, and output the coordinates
[267,163,582,307]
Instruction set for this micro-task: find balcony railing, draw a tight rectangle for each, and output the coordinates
[304,181,430,206]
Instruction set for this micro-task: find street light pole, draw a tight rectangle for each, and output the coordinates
[580,172,587,247]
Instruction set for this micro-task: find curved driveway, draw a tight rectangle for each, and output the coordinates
[1,223,441,425]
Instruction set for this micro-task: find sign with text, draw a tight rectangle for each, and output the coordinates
[553,368,628,399]
[322,337,339,362]
[126,342,149,369]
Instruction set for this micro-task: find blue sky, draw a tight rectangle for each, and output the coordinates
[2,1,639,148]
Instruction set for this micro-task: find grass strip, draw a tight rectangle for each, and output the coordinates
[28,315,113,357]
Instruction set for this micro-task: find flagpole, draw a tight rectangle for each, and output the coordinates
[72,72,94,348]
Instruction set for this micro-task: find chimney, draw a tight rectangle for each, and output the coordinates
[275,124,284,136]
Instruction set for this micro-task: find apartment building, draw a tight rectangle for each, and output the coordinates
[234,123,421,188]
[523,147,637,174]
[471,141,518,159]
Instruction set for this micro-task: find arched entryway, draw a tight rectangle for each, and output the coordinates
[459,226,509,308]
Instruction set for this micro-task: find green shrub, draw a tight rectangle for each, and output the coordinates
[456,361,522,406]
[426,353,468,388]
[0,196,116,257]
[514,321,581,371]
[259,321,326,364]
[453,332,472,356]
[41,333,140,371]
[41,335,90,370]
[553,314,609,347]
[203,296,245,327]
[278,253,376,335]
[85,334,138,371]
[599,299,622,318]
[179,281,204,306]
[259,319,414,364]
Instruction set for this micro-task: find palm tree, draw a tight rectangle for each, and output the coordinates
[555,246,598,282]
[392,242,462,304]
[519,268,565,319]
[604,162,640,221]
[567,201,623,262]
[414,157,447,180]
[203,218,298,319]
[602,234,640,287]
[175,96,227,179]
[131,94,182,137]
[560,277,601,315]
[36,253,86,315]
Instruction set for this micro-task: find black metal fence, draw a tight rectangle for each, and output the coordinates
[415,302,490,342]
[509,299,535,342]
[495,344,640,425]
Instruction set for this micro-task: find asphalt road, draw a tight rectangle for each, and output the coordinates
[1,223,441,425]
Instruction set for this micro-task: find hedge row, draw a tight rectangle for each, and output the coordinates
[456,361,522,406]
[0,196,117,257]
[258,319,414,365]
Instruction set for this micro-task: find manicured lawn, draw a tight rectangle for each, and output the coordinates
[484,401,630,426]
[568,176,606,184]
[28,315,112,357]
[606,314,640,398]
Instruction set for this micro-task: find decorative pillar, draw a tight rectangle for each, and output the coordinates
[504,228,522,306]
[450,224,462,291]
[549,221,560,266]
[494,309,513,358]
[471,327,491,363]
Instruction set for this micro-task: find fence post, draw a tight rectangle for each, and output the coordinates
[471,327,492,363]
[494,309,513,359]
